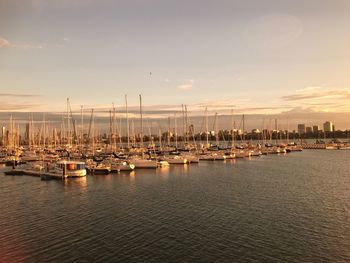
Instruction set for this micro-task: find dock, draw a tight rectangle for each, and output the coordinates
[5,169,69,180]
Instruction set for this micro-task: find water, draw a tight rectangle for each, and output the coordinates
[1,150,350,262]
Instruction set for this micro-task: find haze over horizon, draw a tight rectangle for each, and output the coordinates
[1,0,350,127]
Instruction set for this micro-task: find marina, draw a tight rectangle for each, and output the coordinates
[1,97,349,182]
[2,0,350,261]
[1,138,348,182]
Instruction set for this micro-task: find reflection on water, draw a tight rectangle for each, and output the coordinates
[158,165,170,178]
[91,173,114,183]
[172,164,189,174]
[117,171,137,193]
[183,163,189,173]
[63,176,87,190]
[127,171,136,182]
[1,151,350,262]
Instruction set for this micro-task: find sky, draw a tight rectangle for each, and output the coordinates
[1,0,350,128]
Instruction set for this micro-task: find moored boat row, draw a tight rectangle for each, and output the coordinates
[3,142,305,180]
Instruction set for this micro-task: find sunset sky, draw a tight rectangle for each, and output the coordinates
[1,0,350,127]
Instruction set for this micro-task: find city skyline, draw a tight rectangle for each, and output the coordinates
[0,108,346,134]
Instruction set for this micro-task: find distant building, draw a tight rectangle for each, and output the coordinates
[297,124,306,135]
[323,121,333,132]
[312,125,319,134]
[306,127,312,134]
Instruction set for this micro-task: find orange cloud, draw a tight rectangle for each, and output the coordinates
[0,37,43,49]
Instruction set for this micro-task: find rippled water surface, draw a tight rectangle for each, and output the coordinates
[1,150,350,262]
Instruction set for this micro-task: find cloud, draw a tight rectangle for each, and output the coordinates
[230,106,291,113]
[87,100,291,116]
[0,37,44,49]
[195,98,253,109]
[296,86,321,92]
[279,87,350,113]
[195,100,235,109]
[177,79,195,91]
[0,93,42,111]
[282,106,329,114]
[0,93,40,98]
[177,84,193,91]
[0,102,42,111]
[0,38,10,48]
[281,88,350,101]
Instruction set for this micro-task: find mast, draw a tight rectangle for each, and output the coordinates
[275,118,278,145]
[188,115,197,150]
[185,105,189,145]
[119,110,122,146]
[67,98,70,147]
[125,95,130,149]
[87,109,93,144]
[262,118,265,145]
[167,116,171,146]
[158,129,162,151]
[28,114,31,149]
[182,104,186,145]
[92,113,95,156]
[54,128,57,148]
[17,124,20,148]
[1,125,4,148]
[12,117,15,151]
[32,113,35,148]
[214,112,219,146]
[139,94,144,148]
[174,113,178,149]
[11,116,14,150]
[205,107,209,148]
[242,114,245,143]
[80,105,84,154]
[112,104,117,151]
[43,112,46,150]
[286,117,289,144]
[148,124,152,147]
[9,115,12,151]
[231,109,235,149]
[109,109,113,152]
[131,120,135,146]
